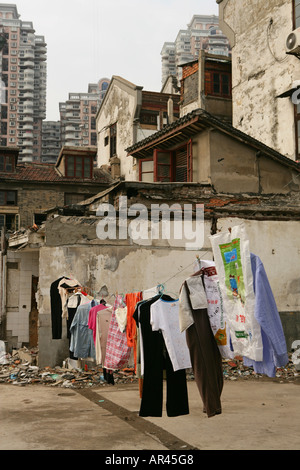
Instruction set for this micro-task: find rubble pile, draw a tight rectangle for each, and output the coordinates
[221,356,300,383]
[0,347,138,388]
[0,347,298,388]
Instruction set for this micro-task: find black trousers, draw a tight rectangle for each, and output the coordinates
[138,298,189,418]
[186,307,223,418]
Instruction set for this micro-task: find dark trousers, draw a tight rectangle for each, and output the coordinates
[186,307,223,418]
[139,299,189,418]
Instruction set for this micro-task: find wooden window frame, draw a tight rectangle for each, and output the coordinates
[0,190,17,206]
[65,155,93,179]
[0,154,15,173]
[139,158,154,182]
[139,139,193,183]
[205,70,232,99]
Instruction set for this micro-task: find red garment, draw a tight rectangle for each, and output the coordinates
[125,292,142,373]
[88,304,107,344]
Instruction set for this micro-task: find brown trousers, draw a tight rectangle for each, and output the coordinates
[186,305,224,418]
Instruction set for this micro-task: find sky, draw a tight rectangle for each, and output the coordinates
[13,0,219,121]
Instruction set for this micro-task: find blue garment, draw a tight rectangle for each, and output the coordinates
[243,254,288,377]
[69,300,98,359]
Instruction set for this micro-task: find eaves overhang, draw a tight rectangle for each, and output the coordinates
[126,109,300,173]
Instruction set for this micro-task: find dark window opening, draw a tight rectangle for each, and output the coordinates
[34,213,47,225]
[0,213,19,231]
[110,123,117,158]
[294,0,300,28]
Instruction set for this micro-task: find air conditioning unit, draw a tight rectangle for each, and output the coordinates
[286,28,300,55]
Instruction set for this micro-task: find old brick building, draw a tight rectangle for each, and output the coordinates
[0,145,114,232]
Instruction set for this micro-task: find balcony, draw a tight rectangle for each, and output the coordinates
[21,124,34,131]
[23,132,33,138]
[23,60,35,68]
[23,51,35,59]
[65,133,76,140]
[22,116,34,123]
[23,108,34,115]
[23,92,34,99]
[23,81,34,91]
[21,148,33,155]
[66,112,80,119]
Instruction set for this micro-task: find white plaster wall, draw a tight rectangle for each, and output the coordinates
[222,0,300,160]
[97,80,138,181]
[6,251,39,347]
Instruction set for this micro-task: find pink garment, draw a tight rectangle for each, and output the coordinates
[104,295,132,371]
[88,304,107,344]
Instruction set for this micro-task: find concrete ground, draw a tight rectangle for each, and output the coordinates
[0,377,299,451]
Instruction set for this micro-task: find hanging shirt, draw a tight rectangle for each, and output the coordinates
[58,278,82,319]
[242,254,289,377]
[115,306,127,333]
[69,300,98,359]
[88,304,108,344]
[125,292,143,373]
[95,307,113,366]
[150,298,192,372]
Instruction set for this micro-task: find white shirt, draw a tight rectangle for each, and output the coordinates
[150,299,192,372]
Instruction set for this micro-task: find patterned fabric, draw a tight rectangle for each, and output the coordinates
[104,295,132,370]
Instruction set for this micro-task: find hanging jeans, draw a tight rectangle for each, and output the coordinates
[186,305,223,418]
[138,297,189,418]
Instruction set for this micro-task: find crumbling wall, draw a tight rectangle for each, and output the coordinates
[220,0,300,159]
[37,214,300,366]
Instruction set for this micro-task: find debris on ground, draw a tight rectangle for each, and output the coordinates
[0,346,299,388]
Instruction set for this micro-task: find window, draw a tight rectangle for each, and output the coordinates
[65,155,93,179]
[64,193,95,205]
[0,190,17,206]
[34,213,47,225]
[139,140,193,183]
[0,213,19,231]
[110,123,117,158]
[294,2,300,158]
[205,70,231,98]
[0,154,15,172]
[140,159,154,182]
[294,0,300,28]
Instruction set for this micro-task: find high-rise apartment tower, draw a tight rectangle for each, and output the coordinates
[0,4,47,162]
[59,78,109,150]
[161,15,230,86]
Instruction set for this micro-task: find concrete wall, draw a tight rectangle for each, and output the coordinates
[209,130,300,194]
[39,220,211,366]
[219,0,300,160]
[36,214,300,367]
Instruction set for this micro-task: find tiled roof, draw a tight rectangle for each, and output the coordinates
[0,162,114,184]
